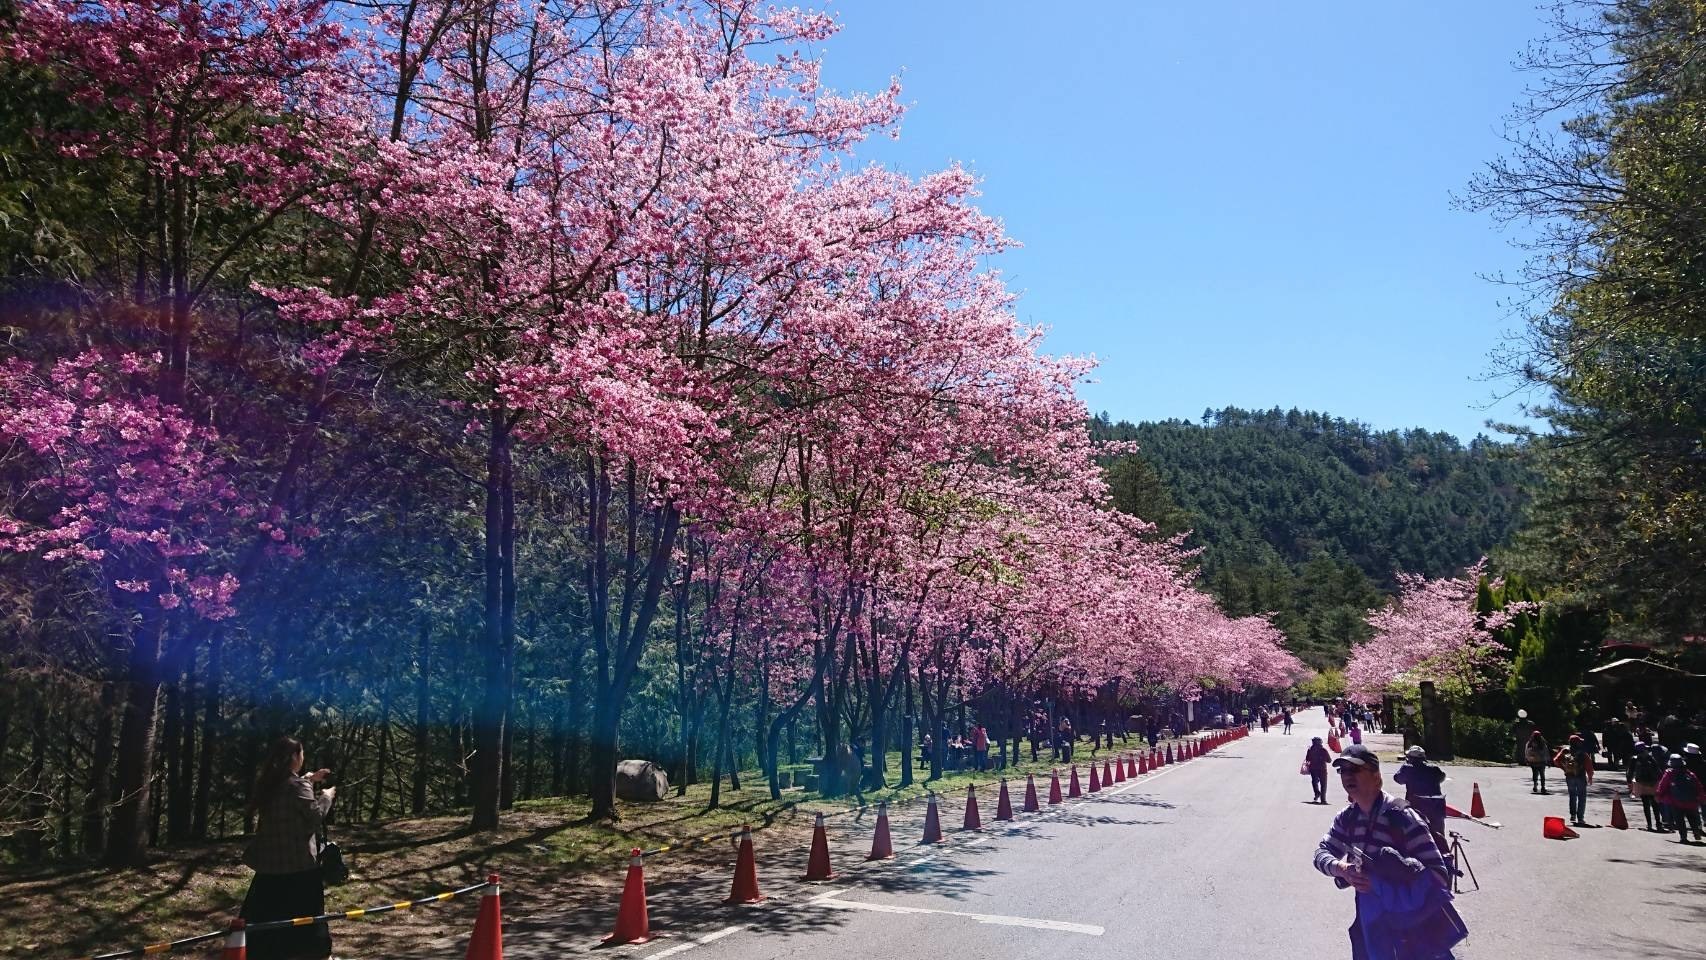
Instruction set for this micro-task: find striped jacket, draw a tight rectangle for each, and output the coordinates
[1313,791,1449,891]
[243,775,333,875]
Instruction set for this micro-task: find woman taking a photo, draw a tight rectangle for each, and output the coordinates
[242,736,335,960]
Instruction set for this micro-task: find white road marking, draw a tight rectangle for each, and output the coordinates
[645,924,747,959]
[808,894,1104,935]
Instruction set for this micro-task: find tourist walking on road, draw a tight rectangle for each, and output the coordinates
[1555,734,1594,826]
[1305,737,1331,803]
[1394,746,1449,856]
[1261,711,1271,734]
[1657,755,1704,844]
[241,736,336,960]
[1603,717,1632,768]
[1626,739,1663,831]
[972,724,989,772]
[1282,709,1294,735]
[1648,742,1676,830]
[1313,744,1464,959]
[1524,730,1550,794]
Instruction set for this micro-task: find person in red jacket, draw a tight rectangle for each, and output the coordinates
[1657,754,1704,845]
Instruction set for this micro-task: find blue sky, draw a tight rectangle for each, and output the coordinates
[813,1,1549,442]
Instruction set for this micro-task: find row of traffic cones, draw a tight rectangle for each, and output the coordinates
[604,729,1248,945]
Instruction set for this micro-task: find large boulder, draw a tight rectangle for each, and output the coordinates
[614,760,669,802]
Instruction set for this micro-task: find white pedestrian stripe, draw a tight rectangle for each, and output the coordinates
[808,894,1104,935]
[645,924,747,959]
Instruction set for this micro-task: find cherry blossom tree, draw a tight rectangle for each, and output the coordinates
[1345,559,1530,701]
[0,352,256,862]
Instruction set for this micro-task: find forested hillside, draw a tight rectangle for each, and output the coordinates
[1095,407,1530,668]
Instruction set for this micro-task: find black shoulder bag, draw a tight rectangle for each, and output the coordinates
[318,798,350,886]
[319,825,350,885]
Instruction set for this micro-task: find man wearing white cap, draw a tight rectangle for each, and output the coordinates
[1684,743,1706,788]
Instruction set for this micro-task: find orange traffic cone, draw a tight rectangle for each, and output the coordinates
[803,813,835,881]
[867,802,895,859]
[963,785,983,830]
[1103,757,1114,783]
[221,920,246,960]
[1165,743,1174,765]
[996,778,1014,820]
[1069,765,1083,797]
[605,853,650,944]
[1327,734,1341,753]
[465,874,504,960]
[1610,792,1629,830]
[921,793,943,844]
[1470,783,1486,819]
[1088,762,1101,793]
[1126,754,1137,778]
[726,826,765,903]
[1543,815,1579,840]
[1048,769,1063,804]
[1114,755,1126,782]
[1138,752,1148,774]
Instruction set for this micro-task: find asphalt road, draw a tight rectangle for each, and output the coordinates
[426,707,1706,959]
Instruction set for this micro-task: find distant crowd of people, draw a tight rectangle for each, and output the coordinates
[1518,709,1705,842]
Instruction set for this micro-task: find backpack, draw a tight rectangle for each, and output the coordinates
[1631,752,1661,783]
[1671,771,1701,805]
[1554,749,1581,776]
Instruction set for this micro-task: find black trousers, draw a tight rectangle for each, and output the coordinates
[1310,770,1327,801]
[1677,806,1704,842]
[241,868,331,960]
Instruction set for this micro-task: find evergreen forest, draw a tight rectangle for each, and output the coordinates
[1094,408,1531,668]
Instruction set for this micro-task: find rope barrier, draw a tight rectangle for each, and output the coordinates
[807,732,1212,824]
[72,880,495,960]
[632,739,1204,858]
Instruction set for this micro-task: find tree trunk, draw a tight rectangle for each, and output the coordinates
[585,467,682,823]
[899,648,914,787]
[411,620,431,816]
[191,635,221,840]
[370,693,392,822]
[471,410,514,831]
[522,687,538,802]
[83,681,116,855]
[707,683,733,810]
[167,652,196,844]
[161,681,184,843]
[549,697,566,797]
[22,691,48,861]
[0,679,10,786]
[500,703,516,811]
[587,698,620,819]
[105,610,166,866]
